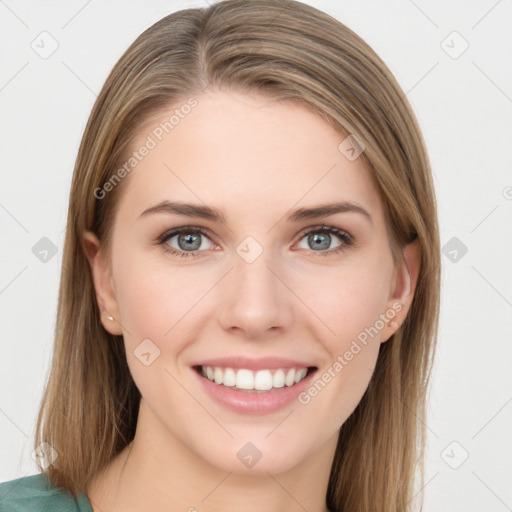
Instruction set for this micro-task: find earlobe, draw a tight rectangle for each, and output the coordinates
[81,231,123,336]
[381,237,421,342]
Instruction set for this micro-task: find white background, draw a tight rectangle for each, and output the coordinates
[1,1,511,510]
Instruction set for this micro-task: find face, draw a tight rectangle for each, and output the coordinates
[84,89,419,475]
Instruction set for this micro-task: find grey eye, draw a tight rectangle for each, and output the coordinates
[165,231,214,252]
[297,231,343,251]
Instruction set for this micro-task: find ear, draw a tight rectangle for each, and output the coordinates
[380,237,421,343]
[82,231,123,336]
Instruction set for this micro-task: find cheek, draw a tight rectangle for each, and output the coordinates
[114,262,173,341]
[113,248,205,335]
[112,254,201,404]
[298,258,393,349]
[292,260,391,420]
[112,250,222,382]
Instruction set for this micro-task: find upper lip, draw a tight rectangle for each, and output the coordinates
[192,356,317,371]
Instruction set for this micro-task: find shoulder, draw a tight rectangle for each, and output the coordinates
[0,473,92,512]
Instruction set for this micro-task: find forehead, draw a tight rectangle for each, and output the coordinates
[114,89,384,227]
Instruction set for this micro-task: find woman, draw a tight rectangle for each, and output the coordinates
[0,0,440,510]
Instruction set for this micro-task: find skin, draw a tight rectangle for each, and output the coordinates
[83,89,420,512]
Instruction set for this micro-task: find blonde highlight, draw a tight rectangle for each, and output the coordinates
[35,1,440,510]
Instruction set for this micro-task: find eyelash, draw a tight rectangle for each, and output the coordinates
[156,225,355,259]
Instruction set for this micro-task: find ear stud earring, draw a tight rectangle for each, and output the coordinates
[106,315,114,321]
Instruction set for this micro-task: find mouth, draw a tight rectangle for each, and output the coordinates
[192,365,318,393]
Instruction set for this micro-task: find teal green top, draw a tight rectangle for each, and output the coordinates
[0,474,93,511]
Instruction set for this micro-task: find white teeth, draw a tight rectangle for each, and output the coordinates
[284,369,295,387]
[254,370,273,391]
[223,367,236,387]
[294,368,307,383]
[272,369,285,388]
[214,367,223,385]
[236,369,254,390]
[200,366,310,390]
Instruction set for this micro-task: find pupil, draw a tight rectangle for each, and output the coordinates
[179,233,200,250]
[310,233,330,250]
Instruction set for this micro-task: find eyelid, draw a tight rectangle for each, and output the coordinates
[157,223,355,257]
[296,224,352,241]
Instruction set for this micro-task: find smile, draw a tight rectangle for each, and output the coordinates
[191,356,318,414]
[197,365,312,392]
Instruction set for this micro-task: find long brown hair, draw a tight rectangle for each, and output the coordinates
[35,1,440,510]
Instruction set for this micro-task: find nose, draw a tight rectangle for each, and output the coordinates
[216,248,294,340]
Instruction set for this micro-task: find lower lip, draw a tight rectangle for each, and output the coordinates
[193,367,317,414]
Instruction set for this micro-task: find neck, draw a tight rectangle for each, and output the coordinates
[87,399,337,512]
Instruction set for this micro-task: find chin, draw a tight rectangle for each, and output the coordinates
[195,434,311,475]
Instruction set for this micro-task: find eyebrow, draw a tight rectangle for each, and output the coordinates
[139,200,372,225]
